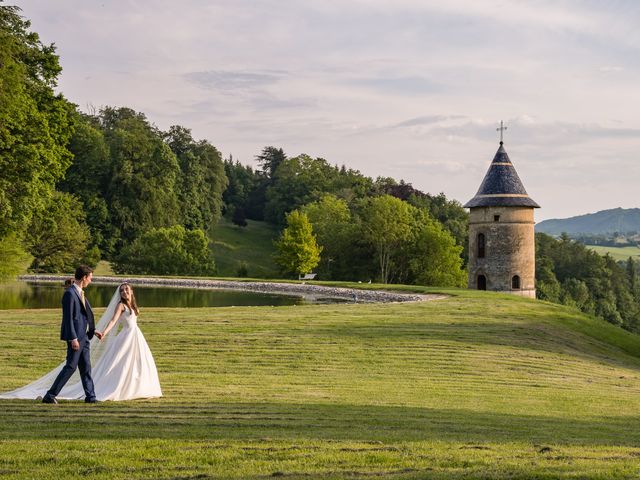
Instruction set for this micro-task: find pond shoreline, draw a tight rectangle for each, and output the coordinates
[19,275,444,304]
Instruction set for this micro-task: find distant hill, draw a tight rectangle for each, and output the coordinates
[210,218,280,278]
[536,207,640,236]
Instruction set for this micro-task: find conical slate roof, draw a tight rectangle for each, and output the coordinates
[463,142,540,208]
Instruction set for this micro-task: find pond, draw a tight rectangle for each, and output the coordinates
[0,281,309,309]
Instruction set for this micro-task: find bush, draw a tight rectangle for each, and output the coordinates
[113,225,216,275]
[236,262,249,278]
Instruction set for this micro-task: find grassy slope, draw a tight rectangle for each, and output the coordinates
[210,218,280,278]
[587,245,640,262]
[2,289,640,478]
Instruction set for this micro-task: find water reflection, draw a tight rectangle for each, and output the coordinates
[0,282,305,309]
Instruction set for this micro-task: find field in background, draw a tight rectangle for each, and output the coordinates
[210,218,280,278]
[2,288,640,478]
[586,245,640,262]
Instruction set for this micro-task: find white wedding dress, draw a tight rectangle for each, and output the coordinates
[0,287,162,401]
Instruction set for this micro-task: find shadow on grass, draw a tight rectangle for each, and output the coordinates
[1,401,639,446]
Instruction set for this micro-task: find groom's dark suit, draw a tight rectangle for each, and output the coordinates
[44,284,96,402]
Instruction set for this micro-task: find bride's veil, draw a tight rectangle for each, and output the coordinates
[0,285,125,399]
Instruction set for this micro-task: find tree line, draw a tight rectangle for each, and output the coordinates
[536,233,640,332]
[0,5,222,276]
[224,148,468,284]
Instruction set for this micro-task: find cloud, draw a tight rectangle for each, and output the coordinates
[390,116,640,145]
[393,115,465,128]
[184,70,285,91]
[599,66,624,73]
[350,75,443,96]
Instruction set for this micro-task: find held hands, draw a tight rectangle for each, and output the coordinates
[95,331,104,342]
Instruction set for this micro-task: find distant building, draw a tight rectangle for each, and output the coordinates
[464,140,540,298]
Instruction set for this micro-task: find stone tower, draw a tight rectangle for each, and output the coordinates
[463,141,540,298]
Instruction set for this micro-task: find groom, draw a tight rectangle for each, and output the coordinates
[43,265,98,404]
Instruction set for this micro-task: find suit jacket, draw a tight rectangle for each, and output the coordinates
[60,286,95,341]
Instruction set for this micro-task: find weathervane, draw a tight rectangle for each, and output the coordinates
[497,121,507,144]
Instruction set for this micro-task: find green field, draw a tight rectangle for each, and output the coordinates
[2,288,640,478]
[211,218,280,278]
[586,245,640,262]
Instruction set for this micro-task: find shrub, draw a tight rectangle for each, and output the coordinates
[113,225,215,275]
[236,262,249,278]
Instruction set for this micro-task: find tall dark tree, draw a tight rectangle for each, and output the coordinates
[59,114,113,255]
[164,125,227,231]
[223,158,264,221]
[256,146,286,180]
[99,107,180,249]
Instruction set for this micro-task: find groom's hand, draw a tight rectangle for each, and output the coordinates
[70,339,80,351]
[95,331,103,341]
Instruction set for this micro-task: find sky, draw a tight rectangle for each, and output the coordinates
[13,0,640,221]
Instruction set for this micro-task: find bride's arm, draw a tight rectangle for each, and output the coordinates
[98,302,125,339]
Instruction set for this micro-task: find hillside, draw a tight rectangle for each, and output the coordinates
[536,207,640,235]
[2,288,640,478]
[210,218,280,278]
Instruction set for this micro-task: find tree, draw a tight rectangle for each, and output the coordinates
[0,5,75,276]
[256,146,286,180]
[223,157,262,220]
[627,258,639,300]
[406,209,466,287]
[59,114,115,255]
[100,107,180,250]
[23,191,95,272]
[113,225,215,275]
[232,207,248,228]
[359,195,414,284]
[265,154,342,226]
[0,233,32,281]
[274,210,322,277]
[164,125,227,231]
[302,194,356,279]
[535,232,640,331]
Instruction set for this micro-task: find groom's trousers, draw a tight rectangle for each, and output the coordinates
[46,337,96,400]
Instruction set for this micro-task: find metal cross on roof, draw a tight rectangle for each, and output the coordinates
[497,121,507,144]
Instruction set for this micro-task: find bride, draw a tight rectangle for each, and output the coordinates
[0,282,162,401]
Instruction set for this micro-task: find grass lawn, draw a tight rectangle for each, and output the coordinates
[586,245,640,262]
[210,218,280,278]
[2,289,640,478]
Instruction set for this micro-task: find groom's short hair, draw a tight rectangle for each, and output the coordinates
[74,265,93,280]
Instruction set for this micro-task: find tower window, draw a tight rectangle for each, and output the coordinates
[477,275,487,290]
[494,215,500,222]
[477,233,485,258]
[512,275,520,289]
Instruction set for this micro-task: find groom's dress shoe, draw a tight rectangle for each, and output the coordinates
[85,397,97,403]
[42,396,58,404]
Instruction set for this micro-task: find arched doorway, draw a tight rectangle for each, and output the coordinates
[511,275,520,289]
[477,274,487,290]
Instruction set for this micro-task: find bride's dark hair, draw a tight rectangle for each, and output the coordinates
[119,282,139,315]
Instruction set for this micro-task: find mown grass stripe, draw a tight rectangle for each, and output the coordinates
[2,291,640,477]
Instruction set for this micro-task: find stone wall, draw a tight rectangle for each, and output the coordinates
[467,206,536,298]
